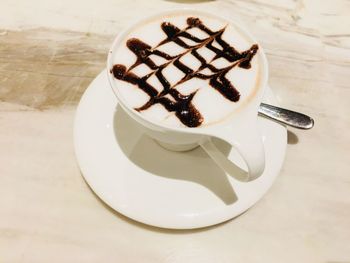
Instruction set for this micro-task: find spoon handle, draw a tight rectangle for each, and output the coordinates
[258,103,314,129]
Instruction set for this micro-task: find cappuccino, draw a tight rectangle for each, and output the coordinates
[110,12,260,127]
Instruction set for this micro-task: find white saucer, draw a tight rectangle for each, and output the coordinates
[74,70,287,229]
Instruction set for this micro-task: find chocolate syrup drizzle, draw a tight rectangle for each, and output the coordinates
[112,17,259,127]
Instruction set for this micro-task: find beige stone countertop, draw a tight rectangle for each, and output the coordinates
[0,0,349,262]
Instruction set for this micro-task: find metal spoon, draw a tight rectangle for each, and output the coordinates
[258,103,314,129]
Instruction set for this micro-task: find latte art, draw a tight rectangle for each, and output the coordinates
[111,14,260,127]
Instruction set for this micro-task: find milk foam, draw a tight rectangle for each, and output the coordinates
[111,12,261,128]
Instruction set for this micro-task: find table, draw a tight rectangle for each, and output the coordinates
[1,0,349,262]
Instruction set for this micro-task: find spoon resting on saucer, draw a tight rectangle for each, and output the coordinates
[258,103,314,129]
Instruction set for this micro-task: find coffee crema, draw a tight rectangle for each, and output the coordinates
[111,14,260,127]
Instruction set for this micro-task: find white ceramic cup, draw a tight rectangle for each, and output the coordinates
[107,9,268,181]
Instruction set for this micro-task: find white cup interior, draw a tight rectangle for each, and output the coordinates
[106,8,268,133]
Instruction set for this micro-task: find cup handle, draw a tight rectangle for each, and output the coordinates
[199,119,265,182]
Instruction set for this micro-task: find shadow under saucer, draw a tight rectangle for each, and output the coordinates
[113,105,237,205]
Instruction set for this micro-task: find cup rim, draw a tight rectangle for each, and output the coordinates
[107,8,269,134]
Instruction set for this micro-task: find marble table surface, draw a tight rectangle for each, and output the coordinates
[1,0,349,262]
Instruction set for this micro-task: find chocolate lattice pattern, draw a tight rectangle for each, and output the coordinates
[112,17,259,127]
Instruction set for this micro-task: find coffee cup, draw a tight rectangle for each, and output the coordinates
[107,9,268,181]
